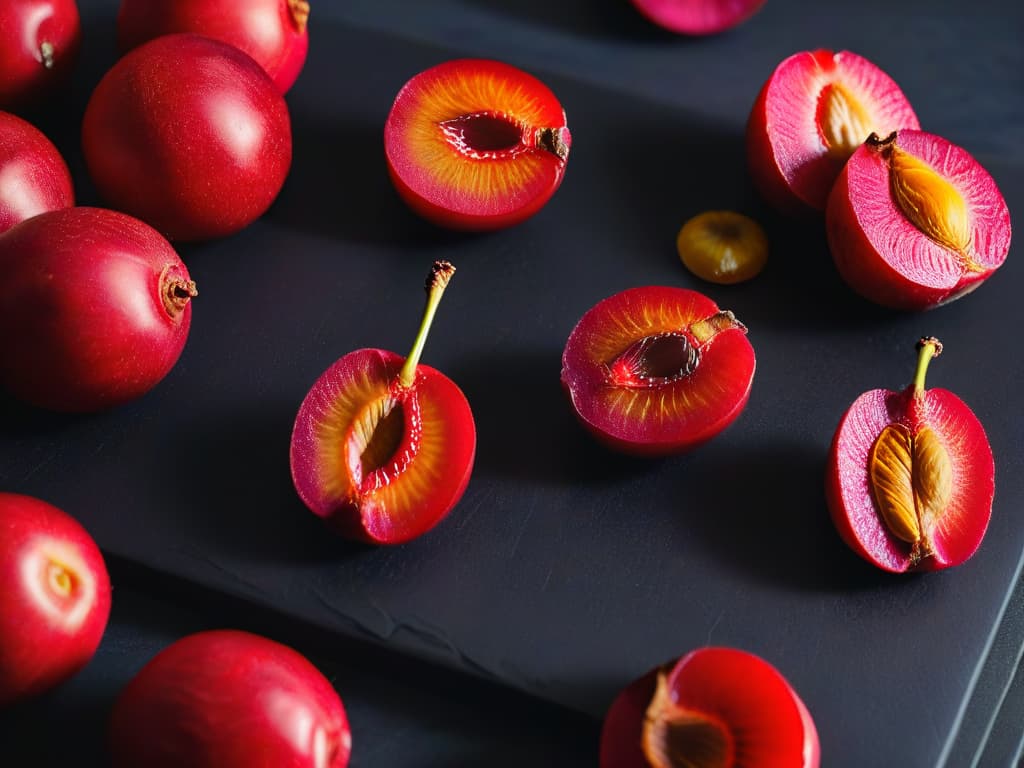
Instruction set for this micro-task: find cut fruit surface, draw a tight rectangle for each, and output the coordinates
[747,49,919,214]
[629,0,766,35]
[385,59,571,230]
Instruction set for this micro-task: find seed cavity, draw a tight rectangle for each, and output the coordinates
[642,671,733,768]
[440,112,524,158]
[345,393,419,493]
[817,82,874,159]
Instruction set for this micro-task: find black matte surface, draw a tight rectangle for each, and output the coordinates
[2,0,1022,764]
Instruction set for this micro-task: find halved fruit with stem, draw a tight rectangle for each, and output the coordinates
[384,59,571,231]
[826,338,994,572]
[826,130,1011,310]
[600,647,820,768]
[747,49,919,214]
[290,261,475,544]
[561,287,754,456]
[629,0,766,35]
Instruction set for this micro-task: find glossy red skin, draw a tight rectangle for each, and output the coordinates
[630,0,766,35]
[385,58,571,231]
[0,0,80,109]
[109,630,351,768]
[0,207,194,412]
[0,111,73,233]
[117,0,309,93]
[826,385,994,573]
[561,287,755,456]
[600,648,819,768]
[826,129,1011,310]
[291,349,476,545]
[747,50,919,215]
[82,33,292,242]
[0,493,111,707]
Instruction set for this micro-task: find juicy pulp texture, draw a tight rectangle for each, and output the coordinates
[561,287,754,456]
[747,50,919,214]
[826,129,1011,309]
[0,111,74,233]
[630,0,766,35]
[0,0,81,108]
[385,58,571,230]
[291,349,476,544]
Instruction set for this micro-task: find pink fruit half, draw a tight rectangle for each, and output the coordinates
[630,0,766,35]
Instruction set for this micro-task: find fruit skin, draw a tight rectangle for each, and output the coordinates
[0,0,81,109]
[82,33,292,242]
[630,0,766,35]
[116,0,310,93]
[0,207,195,412]
[826,129,1011,310]
[109,629,351,768]
[0,111,74,233]
[0,493,111,707]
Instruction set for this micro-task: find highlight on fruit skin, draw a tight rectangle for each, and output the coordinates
[825,338,995,573]
[384,58,571,231]
[826,129,1011,310]
[629,0,766,35]
[0,111,74,234]
[676,210,768,284]
[560,286,755,456]
[746,49,919,214]
[290,261,476,545]
[599,647,820,768]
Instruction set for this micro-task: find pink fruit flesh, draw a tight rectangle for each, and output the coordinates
[0,493,111,707]
[747,49,919,214]
[116,0,310,93]
[0,207,195,412]
[630,0,766,35]
[561,287,755,456]
[826,129,1011,310]
[826,342,993,572]
[0,111,74,233]
[385,58,571,231]
[109,630,351,768]
[0,0,81,109]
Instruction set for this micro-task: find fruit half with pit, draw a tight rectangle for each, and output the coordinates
[629,0,766,35]
[600,647,819,768]
[384,58,571,230]
[826,130,1011,310]
[109,630,351,768]
[826,338,994,573]
[0,111,74,233]
[0,0,81,109]
[561,287,754,456]
[0,493,111,707]
[747,49,919,214]
[676,210,768,284]
[291,262,475,544]
[0,207,196,412]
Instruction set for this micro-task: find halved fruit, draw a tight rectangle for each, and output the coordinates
[384,58,571,230]
[561,287,754,456]
[747,49,919,214]
[290,262,476,544]
[629,0,766,35]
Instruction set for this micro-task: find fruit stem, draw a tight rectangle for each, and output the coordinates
[163,278,198,317]
[289,0,311,33]
[536,127,570,161]
[912,336,943,394]
[399,261,456,389]
[39,42,55,69]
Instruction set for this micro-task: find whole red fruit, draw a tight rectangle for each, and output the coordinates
[82,33,292,242]
[0,493,111,707]
[109,630,352,768]
[0,0,81,109]
[117,0,310,93]
[0,207,196,412]
[0,111,74,233]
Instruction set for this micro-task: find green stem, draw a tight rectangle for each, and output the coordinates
[399,261,456,388]
[913,336,943,394]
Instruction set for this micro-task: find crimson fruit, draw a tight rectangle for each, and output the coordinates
[109,629,351,768]
[117,0,310,93]
[0,493,111,707]
[82,33,292,242]
[291,261,475,544]
[826,338,994,573]
[0,0,81,109]
[0,207,196,412]
[0,111,74,233]
[561,286,754,456]
[385,59,571,230]
[600,647,819,768]
[747,49,919,214]
[826,130,1011,310]
[629,0,766,35]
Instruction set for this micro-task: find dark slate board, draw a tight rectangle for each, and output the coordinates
[3,0,1022,764]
